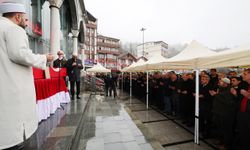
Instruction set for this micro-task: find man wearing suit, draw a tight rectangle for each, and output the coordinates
[67,54,83,100]
[53,50,67,68]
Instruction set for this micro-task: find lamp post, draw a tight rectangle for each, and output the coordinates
[141,28,146,57]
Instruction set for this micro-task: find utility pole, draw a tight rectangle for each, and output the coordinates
[141,28,146,57]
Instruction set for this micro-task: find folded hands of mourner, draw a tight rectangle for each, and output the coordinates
[240,89,250,99]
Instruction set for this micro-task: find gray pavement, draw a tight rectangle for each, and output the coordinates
[74,94,154,150]
[119,91,215,150]
[21,90,216,150]
[22,93,89,150]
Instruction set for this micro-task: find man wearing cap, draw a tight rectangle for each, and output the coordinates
[66,54,83,100]
[0,2,53,149]
[211,78,236,150]
[53,50,67,68]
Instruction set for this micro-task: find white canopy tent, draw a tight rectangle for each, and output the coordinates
[197,43,250,69]
[120,62,134,72]
[121,59,147,104]
[86,63,111,73]
[122,59,146,72]
[126,54,168,109]
[153,40,217,70]
[126,40,217,144]
[120,41,250,145]
[155,41,217,144]
[128,40,217,71]
[129,54,168,72]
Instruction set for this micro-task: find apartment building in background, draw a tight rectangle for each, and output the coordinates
[84,11,121,70]
[84,11,97,67]
[137,41,169,58]
[97,35,121,70]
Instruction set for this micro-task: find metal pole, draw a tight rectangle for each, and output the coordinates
[122,72,124,96]
[194,69,200,144]
[130,72,132,97]
[143,30,144,56]
[141,28,146,57]
[130,72,132,104]
[146,71,149,109]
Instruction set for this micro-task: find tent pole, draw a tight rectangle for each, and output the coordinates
[130,72,132,104]
[146,71,149,109]
[194,69,200,144]
[122,72,124,96]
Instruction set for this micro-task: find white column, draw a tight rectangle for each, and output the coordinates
[49,0,64,57]
[72,29,79,55]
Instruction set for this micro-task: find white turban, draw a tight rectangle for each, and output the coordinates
[0,2,26,14]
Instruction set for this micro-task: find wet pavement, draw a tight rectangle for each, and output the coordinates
[22,93,90,150]
[21,90,216,150]
[74,94,154,150]
[120,92,215,150]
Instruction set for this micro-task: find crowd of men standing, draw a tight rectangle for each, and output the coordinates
[120,69,250,150]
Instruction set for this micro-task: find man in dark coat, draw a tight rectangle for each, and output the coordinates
[179,73,194,126]
[53,50,68,86]
[233,69,250,150]
[109,74,117,98]
[53,50,67,68]
[66,54,83,100]
[104,74,111,96]
[199,74,213,136]
[212,78,236,149]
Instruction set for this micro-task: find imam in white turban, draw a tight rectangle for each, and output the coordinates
[0,2,26,14]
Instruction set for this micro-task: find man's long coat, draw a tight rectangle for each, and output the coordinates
[0,16,47,149]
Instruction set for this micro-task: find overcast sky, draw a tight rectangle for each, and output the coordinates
[84,0,250,49]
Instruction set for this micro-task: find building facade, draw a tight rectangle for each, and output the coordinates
[137,41,168,58]
[11,0,86,61]
[84,11,97,67]
[84,12,121,70]
[97,35,121,70]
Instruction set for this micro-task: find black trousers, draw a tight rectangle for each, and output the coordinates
[70,81,80,97]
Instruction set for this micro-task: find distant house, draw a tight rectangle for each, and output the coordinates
[117,52,137,70]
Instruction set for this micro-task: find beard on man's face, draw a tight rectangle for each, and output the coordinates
[17,14,28,29]
[19,19,26,29]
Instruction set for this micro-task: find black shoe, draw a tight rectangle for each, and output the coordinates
[77,96,81,99]
[71,97,75,100]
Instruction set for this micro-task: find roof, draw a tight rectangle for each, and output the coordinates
[117,52,137,60]
[97,34,120,42]
[137,56,148,61]
[86,11,97,22]
[137,41,168,47]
